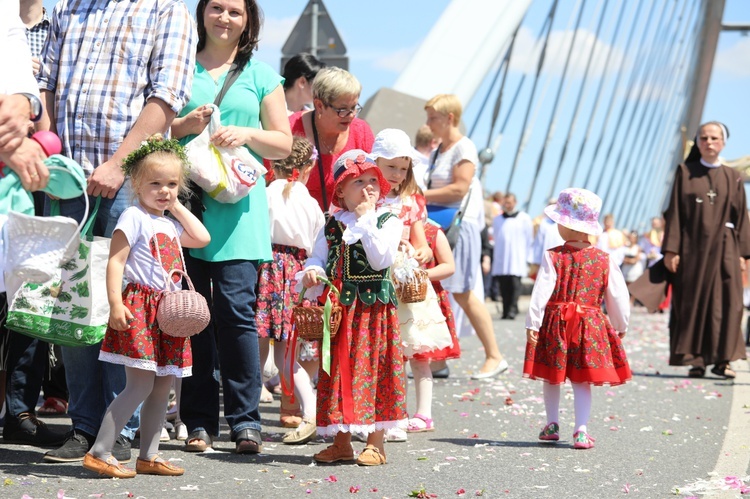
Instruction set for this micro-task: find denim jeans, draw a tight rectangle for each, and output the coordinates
[52,186,139,439]
[180,255,262,438]
[3,289,47,419]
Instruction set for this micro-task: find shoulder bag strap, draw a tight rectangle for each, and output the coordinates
[426,144,441,190]
[213,62,243,107]
[310,114,329,211]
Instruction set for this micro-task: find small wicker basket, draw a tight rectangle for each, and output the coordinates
[293,276,342,341]
[157,269,211,338]
[394,268,429,303]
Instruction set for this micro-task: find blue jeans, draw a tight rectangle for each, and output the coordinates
[52,187,139,439]
[180,255,262,438]
[3,291,47,419]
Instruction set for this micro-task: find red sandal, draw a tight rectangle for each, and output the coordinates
[38,397,68,415]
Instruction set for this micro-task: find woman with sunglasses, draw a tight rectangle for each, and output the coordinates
[289,66,374,212]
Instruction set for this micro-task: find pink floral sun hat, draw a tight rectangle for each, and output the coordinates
[544,188,603,236]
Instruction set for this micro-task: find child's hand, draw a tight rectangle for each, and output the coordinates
[618,331,626,339]
[526,328,538,346]
[353,188,377,218]
[412,245,433,265]
[109,303,134,331]
[301,269,319,288]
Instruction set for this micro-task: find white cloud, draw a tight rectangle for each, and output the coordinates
[371,47,416,73]
[509,26,627,78]
[715,37,750,78]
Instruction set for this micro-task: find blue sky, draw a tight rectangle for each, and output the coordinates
[40,0,750,227]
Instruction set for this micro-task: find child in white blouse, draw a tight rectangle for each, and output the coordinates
[524,188,631,450]
[298,150,406,466]
[256,136,324,445]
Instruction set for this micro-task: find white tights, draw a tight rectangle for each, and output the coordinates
[90,367,173,462]
[259,338,316,419]
[542,381,592,433]
[409,359,433,418]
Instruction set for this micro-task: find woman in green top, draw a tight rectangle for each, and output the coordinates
[171,0,292,455]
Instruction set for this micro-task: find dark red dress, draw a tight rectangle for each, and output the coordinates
[523,245,631,386]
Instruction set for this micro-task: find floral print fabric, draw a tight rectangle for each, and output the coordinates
[256,244,309,341]
[523,245,631,386]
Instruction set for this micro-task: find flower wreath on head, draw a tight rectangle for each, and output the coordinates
[121,137,189,176]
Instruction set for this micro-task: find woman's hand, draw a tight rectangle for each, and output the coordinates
[301,269,319,288]
[664,252,680,273]
[211,125,248,148]
[108,303,134,331]
[526,328,538,346]
[172,105,213,139]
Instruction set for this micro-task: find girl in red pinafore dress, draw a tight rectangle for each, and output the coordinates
[83,136,211,479]
[298,150,406,467]
[524,188,631,451]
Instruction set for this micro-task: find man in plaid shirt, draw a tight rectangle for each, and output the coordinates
[36,0,196,463]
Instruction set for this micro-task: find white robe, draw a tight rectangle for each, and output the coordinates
[491,211,533,277]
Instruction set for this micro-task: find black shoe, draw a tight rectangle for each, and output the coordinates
[113,434,132,463]
[431,366,450,379]
[43,430,94,462]
[2,412,66,447]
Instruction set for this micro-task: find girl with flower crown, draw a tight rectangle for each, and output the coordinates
[82,136,210,478]
[524,188,631,450]
[256,136,324,445]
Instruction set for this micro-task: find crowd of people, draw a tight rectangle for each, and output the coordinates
[1,0,747,480]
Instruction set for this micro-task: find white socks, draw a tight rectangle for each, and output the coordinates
[542,381,592,433]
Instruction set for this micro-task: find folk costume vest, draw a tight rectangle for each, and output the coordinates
[325,212,398,306]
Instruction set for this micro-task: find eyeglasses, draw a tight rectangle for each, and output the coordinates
[324,102,363,118]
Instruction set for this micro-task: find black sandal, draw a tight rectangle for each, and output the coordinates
[184,429,212,452]
[711,364,737,379]
[234,428,263,454]
[688,366,705,378]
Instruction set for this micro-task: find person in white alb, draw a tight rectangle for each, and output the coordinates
[491,193,533,320]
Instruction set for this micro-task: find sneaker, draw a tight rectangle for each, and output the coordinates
[573,430,595,449]
[160,426,170,442]
[43,430,94,462]
[2,412,66,447]
[384,427,407,442]
[113,434,132,462]
[538,422,560,441]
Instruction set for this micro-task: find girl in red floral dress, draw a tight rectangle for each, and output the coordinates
[83,136,210,478]
[298,151,405,466]
[256,136,324,444]
[524,188,631,450]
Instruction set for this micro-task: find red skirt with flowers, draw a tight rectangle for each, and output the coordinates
[316,296,407,436]
[412,281,460,361]
[256,244,308,341]
[100,283,192,377]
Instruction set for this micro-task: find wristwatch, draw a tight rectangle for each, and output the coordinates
[18,92,42,122]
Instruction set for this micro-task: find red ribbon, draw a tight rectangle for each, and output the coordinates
[281,330,299,404]
[548,301,599,347]
[287,169,300,183]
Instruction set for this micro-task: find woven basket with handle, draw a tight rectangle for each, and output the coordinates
[395,268,429,303]
[292,276,342,341]
[157,269,210,338]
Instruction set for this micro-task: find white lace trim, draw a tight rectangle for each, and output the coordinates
[316,419,408,438]
[98,351,192,378]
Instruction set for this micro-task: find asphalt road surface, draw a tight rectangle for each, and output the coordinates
[1,299,748,499]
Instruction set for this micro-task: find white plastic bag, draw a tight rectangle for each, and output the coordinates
[184,104,266,204]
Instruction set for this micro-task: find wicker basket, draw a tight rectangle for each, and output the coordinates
[293,276,342,341]
[157,269,211,338]
[395,268,429,303]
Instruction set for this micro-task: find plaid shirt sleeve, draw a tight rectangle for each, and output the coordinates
[36,2,63,92]
[146,0,196,113]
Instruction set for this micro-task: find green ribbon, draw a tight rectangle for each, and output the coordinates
[298,275,338,376]
[321,289,333,375]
